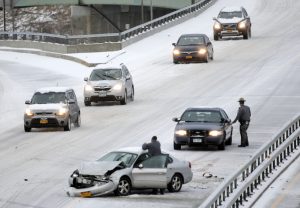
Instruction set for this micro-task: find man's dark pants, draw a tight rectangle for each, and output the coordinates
[239,122,249,146]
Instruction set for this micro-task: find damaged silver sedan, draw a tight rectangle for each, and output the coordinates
[66,147,193,197]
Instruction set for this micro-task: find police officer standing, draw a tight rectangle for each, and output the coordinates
[232,98,251,147]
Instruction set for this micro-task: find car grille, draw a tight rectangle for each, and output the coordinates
[181,51,198,55]
[31,118,59,127]
[94,86,111,92]
[35,112,53,115]
[222,23,237,30]
[190,130,207,137]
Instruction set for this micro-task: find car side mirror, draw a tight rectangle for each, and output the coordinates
[126,75,131,80]
[25,100,31,104]
[213,17,217,21]
[138,163,143,169]
[84,77,88,82]
[172,43,176,46]
[172,117,180,122]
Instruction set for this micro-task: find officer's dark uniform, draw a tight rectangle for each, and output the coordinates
[232,98,251,147]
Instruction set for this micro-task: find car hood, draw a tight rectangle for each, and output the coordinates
[217,17,243,24]
[27,103,66,111]
[175,44,206,51]
[88,80,122,87]
[79,161,123,175]
[176,122,223,131]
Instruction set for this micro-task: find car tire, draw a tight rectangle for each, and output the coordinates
[243,28,250,39]
[204,53,209,63]
[167,174,183,192]
[225,129,233,145]
[130,86,134,101]
[120,91,127,105]
[24,125,31,132]
[218,136,226,150]
[64,117,71,131]
[84,101,91,106]
[173,60,179,64]
[213,33,219,41]
[74,113,81,128]
[210,50,214,60]
[173,142,181,150]
[114,177,131,196]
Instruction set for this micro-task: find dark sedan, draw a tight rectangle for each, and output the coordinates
[172,34,213,64]
[172,107,233,150]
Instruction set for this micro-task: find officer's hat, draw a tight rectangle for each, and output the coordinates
[238,97,246,103]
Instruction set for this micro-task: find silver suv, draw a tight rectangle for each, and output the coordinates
[84,63,134,106]
[24,87,81,132]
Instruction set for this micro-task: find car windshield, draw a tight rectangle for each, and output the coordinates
[90,68,122,81]
[31,92,66,104]
[218,11,243,19]
[177,36,205,46]
[98,152,138,167]
[181,110,222,123]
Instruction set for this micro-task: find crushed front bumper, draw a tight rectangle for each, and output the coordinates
[66,181,115,197]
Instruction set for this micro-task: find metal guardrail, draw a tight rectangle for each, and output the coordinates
[199,115,300,208]
[0,0,213,45]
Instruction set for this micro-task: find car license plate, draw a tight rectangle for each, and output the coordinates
[227,29,232,32]
[80,191,92,197]
[185,56,192,59]
[193,138,202,143]
[98,91,107,97]
[40,118,48,124]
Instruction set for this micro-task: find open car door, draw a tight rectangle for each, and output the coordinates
[132,154,168,188]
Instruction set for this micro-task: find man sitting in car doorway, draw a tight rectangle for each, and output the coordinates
[142,136,165,195]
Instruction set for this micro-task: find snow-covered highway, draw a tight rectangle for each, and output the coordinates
[0,0,300,207]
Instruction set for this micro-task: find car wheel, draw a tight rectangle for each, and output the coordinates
[225,129,233,145]
[218,136,226,150]
[114,177,131,196]
[84,101,91,106]
[74,113,81,128]
[204,53,209,63]
[64,117,71,131]
[243,28,249,39]
[173,142,181,150]
[167,174,183,192]
[213,33,219,41]
[173,60,179,64]
[24,125,31,132]
[120,91,127,105]
[210,50,214,60]
[249,27,252,38]
[130,86,134,101]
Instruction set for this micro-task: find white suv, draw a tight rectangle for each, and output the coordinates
[84,63,134,106]
[24,87,81,132]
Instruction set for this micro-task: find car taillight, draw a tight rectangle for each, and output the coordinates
[189,162,192,168]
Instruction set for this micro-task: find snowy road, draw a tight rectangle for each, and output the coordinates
[0,0,300,207]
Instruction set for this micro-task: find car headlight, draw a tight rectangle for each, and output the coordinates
[238,21,246,29]
[173,49,180,55]
[25,108,34,116]
[175,130,187,136]
[84,85,93,92]
[208,130,223,137]
[198,48,207,55]
[214,22,221,30]
[57,107,68,116]
[112,83,122,91]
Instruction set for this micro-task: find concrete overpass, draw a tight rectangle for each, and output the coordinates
[3,0,198,10]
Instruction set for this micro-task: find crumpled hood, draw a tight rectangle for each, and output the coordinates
[79,161,123,175]
[88,80,122,87]
[217,17,243,24]
[28,103,66,111]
